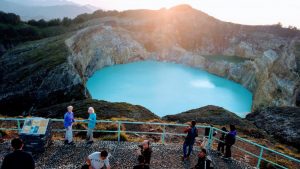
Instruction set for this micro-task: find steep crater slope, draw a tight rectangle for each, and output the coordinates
[0,5,300,115]
[67,6,300,111]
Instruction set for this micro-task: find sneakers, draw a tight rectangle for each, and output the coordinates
[64,140,68,145]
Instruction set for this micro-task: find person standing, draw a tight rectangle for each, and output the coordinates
[182,120,198,160]
[86,107,97,144]
[224,125,237,158]
[1,138,35,169]
[64,105,75,145]
[217,127,227,155]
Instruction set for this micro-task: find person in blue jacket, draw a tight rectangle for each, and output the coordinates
[182,120,198,160]
[64,106,75,145]
[86,107,97,144]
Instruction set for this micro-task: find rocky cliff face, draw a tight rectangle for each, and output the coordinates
[246,107,300,148]
[0,5,300,116]
[0,35,86,115]
[66,6,300,112]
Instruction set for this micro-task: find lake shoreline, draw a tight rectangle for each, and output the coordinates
[87,60,252,117]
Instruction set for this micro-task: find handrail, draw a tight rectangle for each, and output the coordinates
[213,127,300,164]
[0,117,299,168]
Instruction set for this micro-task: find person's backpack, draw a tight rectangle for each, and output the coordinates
[192,127,198,138]
[225,133,236,145]
[189,127,198,139]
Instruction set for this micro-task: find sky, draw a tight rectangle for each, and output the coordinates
[8,0,300,28]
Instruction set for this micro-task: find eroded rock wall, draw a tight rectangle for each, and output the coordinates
[66,16,300,111]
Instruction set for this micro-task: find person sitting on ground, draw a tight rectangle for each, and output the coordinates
[217,127,227,155]
[86,107,97,144]
[182,120,198,160]
[133,155,150,169]
[86,150,111,169]
[194,148,213,169]
[138,140,152,165]
[1,138,35,169]
[224,124,237,159]
[64,105,75,145]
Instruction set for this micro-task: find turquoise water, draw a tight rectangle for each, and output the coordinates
[87,61,252,117]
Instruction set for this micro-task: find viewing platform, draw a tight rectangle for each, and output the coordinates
[0,117,299,169]
[0,140,251,169]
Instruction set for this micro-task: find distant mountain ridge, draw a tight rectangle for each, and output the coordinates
[8,0,77,6]
[0,0,98,20]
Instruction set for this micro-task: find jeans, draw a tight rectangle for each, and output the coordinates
[86,128,94,141]
[65,126,73,143]
[183,141,194,158]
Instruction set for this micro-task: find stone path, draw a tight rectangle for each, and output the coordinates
[0,140,253,169]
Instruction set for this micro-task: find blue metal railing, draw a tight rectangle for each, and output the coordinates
[0,117,299,168]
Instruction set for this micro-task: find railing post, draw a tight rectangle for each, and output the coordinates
[161,125,166,145]
[117,121,121,143]
[257,147,264,168]
[207,126,213,150]
[17,119,20,133]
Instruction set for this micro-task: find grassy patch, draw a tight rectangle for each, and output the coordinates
[101,133,128,141]
[12,34,70,82]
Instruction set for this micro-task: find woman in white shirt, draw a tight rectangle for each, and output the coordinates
[86,150,111,169]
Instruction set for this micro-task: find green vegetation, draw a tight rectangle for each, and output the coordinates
[0,12,73,55]
[0,10,122,55]
[9,34,70,83]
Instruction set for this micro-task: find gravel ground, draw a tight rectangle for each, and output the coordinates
[0,140,252,169]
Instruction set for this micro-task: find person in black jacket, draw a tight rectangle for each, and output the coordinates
[224,125,237,158]
[217,127,227,154]
[194,148,212,169]
[138,140,152,165]
[1,138,35,169]
[133,155,150,169]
